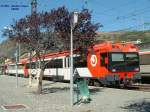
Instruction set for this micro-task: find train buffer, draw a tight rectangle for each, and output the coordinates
[76,78,91,103]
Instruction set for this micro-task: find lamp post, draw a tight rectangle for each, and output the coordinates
[70,11,78,106]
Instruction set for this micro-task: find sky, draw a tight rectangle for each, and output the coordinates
[0,0,150,42]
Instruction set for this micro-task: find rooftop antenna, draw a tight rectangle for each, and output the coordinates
[31,0,37,14]
[83,0,88,9]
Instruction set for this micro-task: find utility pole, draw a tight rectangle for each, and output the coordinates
[29,50,32,86]
[83,0,88,9]
[31,0,37,14]
[15,43,19,87]
[18,43,21,59]
[142,19,145,31]
[139,17,144,31]
[138,17,145,31]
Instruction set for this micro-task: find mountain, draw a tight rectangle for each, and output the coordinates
[96,31,150,43]
[0,31,150,59]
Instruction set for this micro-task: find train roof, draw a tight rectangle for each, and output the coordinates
[5,41,140,65]
[92,41,138,52]
[139,50,150,55]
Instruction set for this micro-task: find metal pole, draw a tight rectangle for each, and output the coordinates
[142,19,145,31]
[31,0,37,14]
[70,23,74,106]
[29,50,32,86]
[70,11,78,107]
[16,44,19,87]
[18,43,21,60]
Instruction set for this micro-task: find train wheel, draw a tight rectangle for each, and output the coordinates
[121,78,133,88]
[94,81,101,87]
[114,80,121,88]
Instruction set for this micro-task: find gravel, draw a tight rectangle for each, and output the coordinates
[0,75,150,112]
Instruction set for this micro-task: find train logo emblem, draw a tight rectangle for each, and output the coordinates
[90,55,97,67]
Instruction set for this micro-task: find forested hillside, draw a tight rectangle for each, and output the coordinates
[97,31,150,43]
[0,31,150,60]
[0,39,16,58]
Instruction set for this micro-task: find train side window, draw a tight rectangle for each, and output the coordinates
[68,57,70,67]
[9,65,15,69]
[26,62,36,69]
[74,56,87,67]
[18,64,24,69]
[45,59,63,68]
[100,53,107,67]
[65,57,70,68]
[140,54,150,65]
[64,56,87,68]
[64,57,67,68]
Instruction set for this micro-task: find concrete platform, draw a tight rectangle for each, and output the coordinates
[0,75,150,112]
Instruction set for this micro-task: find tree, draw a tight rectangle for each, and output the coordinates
[0,56,6,65]
[3,6,101,94]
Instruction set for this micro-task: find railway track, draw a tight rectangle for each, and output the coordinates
[95,83,150,92]
[125,84,150,92]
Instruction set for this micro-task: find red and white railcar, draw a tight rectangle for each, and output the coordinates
[139,50,150,75]
[5,41,140,85]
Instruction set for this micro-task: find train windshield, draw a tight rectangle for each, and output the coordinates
[125,53,139,71]
[112,53,124,62]
[109,52,139,72]
[125,53,139,62]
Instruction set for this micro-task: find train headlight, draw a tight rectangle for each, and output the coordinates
[112,69,116,72]
[134,68,139,71]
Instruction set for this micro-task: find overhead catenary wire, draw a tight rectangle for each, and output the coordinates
[102,6,150,31]
[102,6,150,26]
[86,0,150,31]
[85,0,138,17]
[93,0,137,17]
[112,22,150,32]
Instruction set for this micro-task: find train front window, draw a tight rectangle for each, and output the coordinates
[111,53,124,62]
[109,52,139,72]
[109,53,125,72]
[125,53,138,62]
[125,53,139,71]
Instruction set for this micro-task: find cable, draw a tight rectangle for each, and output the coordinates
[113,22,150,32]
[117,7,150,21]
[90,0,137,17]
[103,6,150,28]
